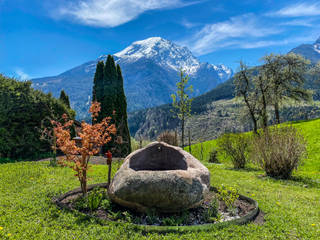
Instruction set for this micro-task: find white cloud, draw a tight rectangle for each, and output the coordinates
[182,14,281,55]
[57,0,198,27]
[280,19,315,27]
[269,2,320,17]
[239,36,317,49]
[15,69,30,81]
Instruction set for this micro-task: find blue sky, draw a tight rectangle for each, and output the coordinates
[1,0,320,80]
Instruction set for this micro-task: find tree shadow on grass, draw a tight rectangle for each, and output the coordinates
[224,166,261,172]
[257,174,320,189]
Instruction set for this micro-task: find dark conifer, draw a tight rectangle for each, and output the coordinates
[59,90,70,108]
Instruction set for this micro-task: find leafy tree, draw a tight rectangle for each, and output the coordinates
[171,70,193,147]
[53,102,116,196]
[59,90,70,108]
[261,53,311,124]
[234,62,260,134]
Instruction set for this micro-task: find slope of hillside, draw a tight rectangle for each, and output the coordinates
[189,118,320,182]
[32,37,232,119]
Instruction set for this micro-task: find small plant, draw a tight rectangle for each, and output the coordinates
[146,208,159,225]
[251,126,307,179]
[87,188,105,212]
[157,130,178,146]
[217,133,250,168]
[161,211,189,226]
[100,199,111,211]
[73,196,88,210]
[203,198,219,222]
[109,210,122,221]
[208,149,219,163]
[217,185,239,215]
[162,216,177,226]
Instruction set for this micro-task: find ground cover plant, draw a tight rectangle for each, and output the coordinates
[0,119,319,239]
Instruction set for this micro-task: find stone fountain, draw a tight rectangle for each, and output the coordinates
[108,142,210,213]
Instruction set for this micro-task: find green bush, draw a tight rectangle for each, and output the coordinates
[251,126,307,179]
[208,149,219,163]
[0,74,75,160]
[217,133,250,168]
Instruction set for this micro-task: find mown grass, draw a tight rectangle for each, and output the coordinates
[0,119,320,239]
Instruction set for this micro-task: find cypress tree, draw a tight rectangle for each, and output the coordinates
[115,64,131,156]
[59,90,70,108]
[92,61,104,103]
[91,55,131,157]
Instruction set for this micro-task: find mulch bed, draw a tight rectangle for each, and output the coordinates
[56,185,260,227]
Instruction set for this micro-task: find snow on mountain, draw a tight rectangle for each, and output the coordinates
[114,37,201,74]
[291,36,320,64]
[32,37,233,120]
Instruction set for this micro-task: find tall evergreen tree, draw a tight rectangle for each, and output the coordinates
[115,64,131,156]
[59,90,70,108]
[92,55,131,157]
[92,61,104,102]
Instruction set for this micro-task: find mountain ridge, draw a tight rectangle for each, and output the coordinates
[32,37,232,119]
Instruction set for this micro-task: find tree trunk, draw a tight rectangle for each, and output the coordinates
[188,128,191,154]
[260,83,268,129]
[108,162,112,187]
[181,113,185,148]
[274,103,280,124]
[249,109,258,134]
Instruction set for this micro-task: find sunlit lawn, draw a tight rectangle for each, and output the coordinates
[0,119,320,239]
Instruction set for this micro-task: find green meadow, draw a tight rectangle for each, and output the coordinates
[0,119,319,239]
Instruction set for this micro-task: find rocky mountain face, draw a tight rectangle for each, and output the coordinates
[290,37,320,64]
[32,37,232,119]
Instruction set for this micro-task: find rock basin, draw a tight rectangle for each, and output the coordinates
[108,142,210,213]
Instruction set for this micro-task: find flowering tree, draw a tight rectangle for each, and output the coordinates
[52,102,116,196]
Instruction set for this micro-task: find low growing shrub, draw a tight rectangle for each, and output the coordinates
[251,126,307,179]
[208,149,219,163]
[217,133,250,168]
[157,130,178,146]
[217,185,239,215]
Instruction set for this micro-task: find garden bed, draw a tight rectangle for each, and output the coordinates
[53,183,260,233]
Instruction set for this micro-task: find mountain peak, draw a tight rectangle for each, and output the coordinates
[114,37,200,74]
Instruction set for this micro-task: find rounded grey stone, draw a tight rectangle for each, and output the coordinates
[108,142,210,213]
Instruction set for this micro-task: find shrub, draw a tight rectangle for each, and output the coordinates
[0,75,75,160]
[217,185,239,215]
[208,149,219,163]
[251,126,306,179]
[157,130,178,146]
[217,133,250,168]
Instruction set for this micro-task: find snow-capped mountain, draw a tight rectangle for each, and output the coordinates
[291,37,320,64]
[32,37,233,120]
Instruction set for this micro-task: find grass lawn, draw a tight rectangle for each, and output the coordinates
[0,120,320,239]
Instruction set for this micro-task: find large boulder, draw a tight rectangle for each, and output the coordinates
[108,142,210,213]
